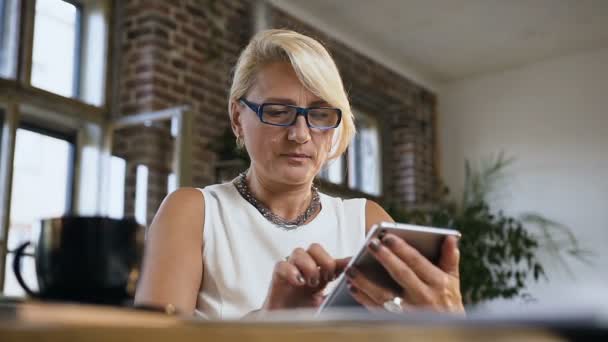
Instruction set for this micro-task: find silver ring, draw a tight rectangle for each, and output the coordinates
[383,296,404,313]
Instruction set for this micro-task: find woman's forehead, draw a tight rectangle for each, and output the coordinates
[249,63,324,104]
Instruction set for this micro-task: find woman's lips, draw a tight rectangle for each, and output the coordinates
[282,153,312,161]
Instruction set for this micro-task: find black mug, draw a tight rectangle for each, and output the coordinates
[12,216,145,305]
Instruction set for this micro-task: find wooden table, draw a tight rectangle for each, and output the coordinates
[0,302,569,341]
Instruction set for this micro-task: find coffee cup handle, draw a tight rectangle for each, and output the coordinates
[12,242,38,298]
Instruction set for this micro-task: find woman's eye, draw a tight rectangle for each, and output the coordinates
[266,111,287,116]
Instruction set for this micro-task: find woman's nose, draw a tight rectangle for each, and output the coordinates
[287,116,311,143]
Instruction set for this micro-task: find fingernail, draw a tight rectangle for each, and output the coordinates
[345,267,357,278]
[296,275,305,285]
[378,229,387,240]
[382,235,396,247]
[310,278,319,287]
[369,238,381,252]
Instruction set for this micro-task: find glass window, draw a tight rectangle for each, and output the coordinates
[348,111,382,196]
[108,155,126,219]
[320,154,345,185]
[0,0,20,78]
[30,0,81,97]
[0,106,4,142]
[3,126,75,296]
[135,164,148,226]
[167,172,176,194]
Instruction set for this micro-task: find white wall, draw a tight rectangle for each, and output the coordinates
[439,47,608,305]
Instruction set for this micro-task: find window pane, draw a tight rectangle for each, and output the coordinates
[3,127,74,296]
[135,165,148,226]
[0,106,4,142]
[0,0,20,78]
[31,0,79,97]
[348,111,382,196]
[320,155,344,184]
[108,156,126,219]
[167,172,176,194]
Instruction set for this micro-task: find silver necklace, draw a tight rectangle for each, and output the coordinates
[233,172,321,230]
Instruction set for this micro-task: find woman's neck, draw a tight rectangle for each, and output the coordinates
[246,168,314,221]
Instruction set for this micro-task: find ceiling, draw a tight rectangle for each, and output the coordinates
[268,0,608,89]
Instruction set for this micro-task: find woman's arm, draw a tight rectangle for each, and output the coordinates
[134,187,205,315]
[365,200,394,234]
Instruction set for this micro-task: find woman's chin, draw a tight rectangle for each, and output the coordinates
[278,165,316,184]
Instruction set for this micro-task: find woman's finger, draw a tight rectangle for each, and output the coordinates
[379,233,446,286]
[366,238,430,300]
[307,243,336,282]
[273,261,306,287]
[347,282,379,311]
[334,257,351,276]
[345,267,395,306]
[290,248,322,287]
[438,236,460,278]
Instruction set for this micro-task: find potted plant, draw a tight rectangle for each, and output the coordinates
[386,153,591,305]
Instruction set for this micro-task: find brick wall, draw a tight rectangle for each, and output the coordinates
[113,0,437,223]
[113,0,252,222]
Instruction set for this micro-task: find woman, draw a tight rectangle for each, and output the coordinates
[134,29,464,319]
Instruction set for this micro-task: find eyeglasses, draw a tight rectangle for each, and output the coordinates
[239,98,342,130]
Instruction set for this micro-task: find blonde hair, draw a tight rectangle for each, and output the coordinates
[228,29,355,160]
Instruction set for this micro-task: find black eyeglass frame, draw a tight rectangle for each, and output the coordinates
[239,98,342,130]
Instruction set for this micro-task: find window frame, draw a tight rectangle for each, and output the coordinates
[348,109,383,196]
[17,120,78,214]
[8,0,113,109]
[29,0,84,98]
[0,0,7,46]
[0,0,115,293]
[318,107,385,200]
[2,120,78,295]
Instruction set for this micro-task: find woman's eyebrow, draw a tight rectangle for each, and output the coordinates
[263,97,331,106]
[263,97,296,104]
[309,100,331,107]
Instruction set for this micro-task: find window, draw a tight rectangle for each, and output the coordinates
[30,0,82,98]
[135,164,148,226]
[320,110,382,196]
[168,172,176,194]
[349,111,382,196]
[0,0,112,294]
[320,154,345,184]
[0,0,20,78]
[107,156,126,219]
[0,107,4,143]
[3,125,75,296]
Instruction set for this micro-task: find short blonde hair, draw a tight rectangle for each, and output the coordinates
[228,29,355,160]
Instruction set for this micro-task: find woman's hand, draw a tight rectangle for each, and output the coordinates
[345,233,465,315]
[262,243,350,310]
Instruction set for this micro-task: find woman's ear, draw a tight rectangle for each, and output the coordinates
[230,100,243,138]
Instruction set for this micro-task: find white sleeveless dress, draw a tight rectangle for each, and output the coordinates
[195,182,367,319]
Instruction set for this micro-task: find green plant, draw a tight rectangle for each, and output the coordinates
[386,153,590,305]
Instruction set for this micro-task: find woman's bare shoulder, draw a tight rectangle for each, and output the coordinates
[161,187,204,211]
[364,199,394,234]
[150,187,205,234]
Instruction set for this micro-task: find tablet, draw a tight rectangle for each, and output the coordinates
[318,221,461,313]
